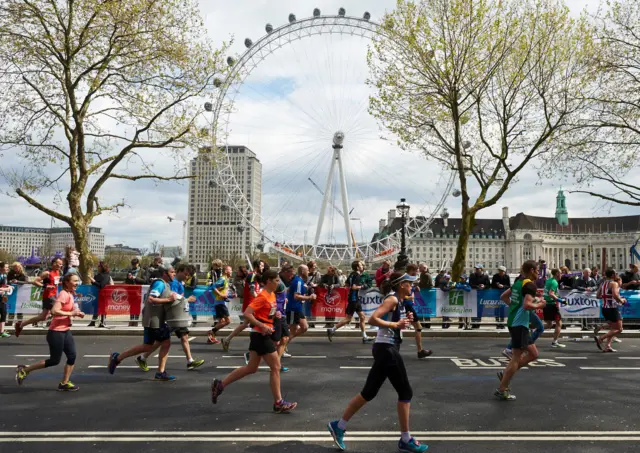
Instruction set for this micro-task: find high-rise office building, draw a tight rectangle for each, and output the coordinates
[187,146,262,270]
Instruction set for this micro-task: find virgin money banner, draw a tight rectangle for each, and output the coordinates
[436,289,477,318]
[311,287,347,318]
[98,285,142,316]
[557,290,601,318]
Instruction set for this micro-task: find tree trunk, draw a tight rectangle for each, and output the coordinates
[72,221,94,284]
[451,205,476,282]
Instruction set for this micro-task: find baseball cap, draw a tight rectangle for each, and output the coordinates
[391,273,418,284]
[475,264,484,269]
[498,266,506,272]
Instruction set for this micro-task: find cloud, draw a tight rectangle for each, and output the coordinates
[0,0,622,254]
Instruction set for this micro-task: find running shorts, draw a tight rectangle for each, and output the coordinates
[214,304,230,320]
[602,307,621,323]
[173,327,189,338]
[249,331,276,356]
[143,326,171,345]
[286,310,305,325]
[508,325,532,350]
[0,302,6,323]
[346,301,363,316]
[271,316,290,342]
[543,304,561,322]
[42,297,55,311]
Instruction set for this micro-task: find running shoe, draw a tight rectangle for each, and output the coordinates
[210,378,224,404]
[551,342,566,348]
[594,336,603,351]
[15,365,27,386]
[0,332,10,338]
[108,352,120,374]
[594,325,601,335]
[494,388,516,401]
[282,350,292,358]
[502,348,513,360]
[417,349,433,359]
[603,347,617,353]
[187,359,205,370]
[327,328,335,342]
[207,333,220,344]
[221,338,231,352]
[327,420,346,451]
[57,381,79,392]
[280,366,289,373]
[13,321,22,338]
[244,351,250,365]
[613,337,622,343]
[135,356,149,372]
[273,399,297,414]
[399,437,429,453]
[362,337,374,344]
[154,371,176,381]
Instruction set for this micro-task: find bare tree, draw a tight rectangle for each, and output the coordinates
[367,0,596,279]
[149,241,162,256]
[0,0,229,281]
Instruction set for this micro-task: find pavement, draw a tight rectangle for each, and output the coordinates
[1,334,639,453]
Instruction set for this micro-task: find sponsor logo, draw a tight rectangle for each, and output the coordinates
[30,286,43,302]
[449,291,464,306]
[324,289,341,306]
[479,298,504,308]
[107,288,130,312]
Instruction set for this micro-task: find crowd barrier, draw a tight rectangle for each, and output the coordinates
[5,283,640,327]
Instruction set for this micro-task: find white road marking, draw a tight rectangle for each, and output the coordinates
[152,355,185,358]
[0,365,19,368]
[14,355,49,357]
[340,366,371,369]
[580,367,640,370]
[87,366,141,369]
[83,355,110,358]
[618,357,640,360]
[216,366,270,369]
[355,356,458,359]
[458,367,528,370]
[188,336,196,342]
[554,357,587,359]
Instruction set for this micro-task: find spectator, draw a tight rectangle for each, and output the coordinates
[438,273,452,329]
[622,264,640,290]
[469,264,490,329]
[591,266,602,286]
[147,256,164,281]
[277,264,293,288]
[88,262,113,328]
[337,269,346,287]
[491,266,511,329]
[306,261,322,327]
[417,264,432,328]
[374,260,392,287]
[434,269,446,287]
[559,266,577,290]
[575,267,597,331]
[8,262,28,284]
[125,258,146,326]
[207,259,223,285]
[63,246,82,279]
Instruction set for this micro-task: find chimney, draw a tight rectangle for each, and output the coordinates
[379,219,387,232]
[502,206,509,219]
[388,209,396,224]
[502,206,510,233]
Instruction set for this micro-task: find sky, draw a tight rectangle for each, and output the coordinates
[1,0,636,253]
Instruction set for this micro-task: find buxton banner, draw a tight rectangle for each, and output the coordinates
[558,290,601,318]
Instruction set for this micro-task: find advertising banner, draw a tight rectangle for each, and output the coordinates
[475,289,508,318]
[74,285,99,315]
[619,290,640,318]
[311,287,347,318]
[98,285,142,316]
[4,284,18,314]
[14,284,44,314]
[436,289,477,318]
[414,288,437,318]
[359,287,384,316]
[557,290,601,318]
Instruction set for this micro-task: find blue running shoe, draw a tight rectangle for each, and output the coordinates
[154,371,176,381]
[108,352,120,375]
[280,366,289,373]
[399,437,428,453]
[327,420,346,451]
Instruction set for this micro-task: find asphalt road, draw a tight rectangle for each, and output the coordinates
[1,333,639,453]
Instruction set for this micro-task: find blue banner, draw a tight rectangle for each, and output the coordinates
[414,288,437,318]
[476,289,508,318]
[75,284,99,315]
[619,290,640,319]
[5,284,19,313]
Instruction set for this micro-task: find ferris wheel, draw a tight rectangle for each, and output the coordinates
[206,8,454,264]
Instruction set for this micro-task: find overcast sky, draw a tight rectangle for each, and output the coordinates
[2,0,636,252]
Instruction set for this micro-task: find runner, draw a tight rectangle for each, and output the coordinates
[210,269,297,413]
[107,266,179,381]
[405,264,432,359]
[138,264,204,370]
[495,260,546,401]
[543,268,566,348]
[0,262,12,338]
[14,257,63,337]
[15,273,84,390]
[286,264,315,343]
[207,265,232,344]
[327,272,428,453]
[594,268,627,353]
[221,260,264,352]
[327,260,374,344]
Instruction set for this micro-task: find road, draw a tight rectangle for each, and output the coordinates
[1,334,639,453]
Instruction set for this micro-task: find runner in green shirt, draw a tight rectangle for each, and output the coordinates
[543,269,565,348]
[495,260,546,401]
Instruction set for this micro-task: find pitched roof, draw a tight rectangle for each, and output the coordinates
[509,212,640,233]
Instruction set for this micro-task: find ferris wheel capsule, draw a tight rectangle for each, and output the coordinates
[452,189,461,197]
[204,102,213,112]
[288,13,296,23]
[313,8,321,17]
[363,12,371,21]
[266,23,273,33]
[213,78,222,88]
[226,56,235,66]
[338,7,346,17]
[244,38,253,48]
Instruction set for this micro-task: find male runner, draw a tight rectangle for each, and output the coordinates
[207,265,233,344]
[108,266,178,381]
[495,260,546,401]
[138,264,204,371]
[210,269,297,413]
[286,264,315,343]
[405,263,432,359]
[221,260,264,352]
[543,268,566,348]
[594,268,627,352]
[327,260,374,344]
[15,257,63,336]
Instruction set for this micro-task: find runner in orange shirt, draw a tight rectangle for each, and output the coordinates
[210,269,297,413]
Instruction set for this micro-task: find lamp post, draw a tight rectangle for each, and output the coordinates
[167,216,187,258]
[395,198,410,271]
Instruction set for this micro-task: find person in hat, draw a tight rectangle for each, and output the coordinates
[327,272,428,453]
[492,266,511,329]
[468,264,490,329]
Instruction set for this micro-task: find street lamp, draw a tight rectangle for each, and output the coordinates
[395,198,410,271]
[167,216,187,259]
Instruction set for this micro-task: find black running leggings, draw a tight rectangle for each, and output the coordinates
[45,330,77,368]
[360,343,413,402]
